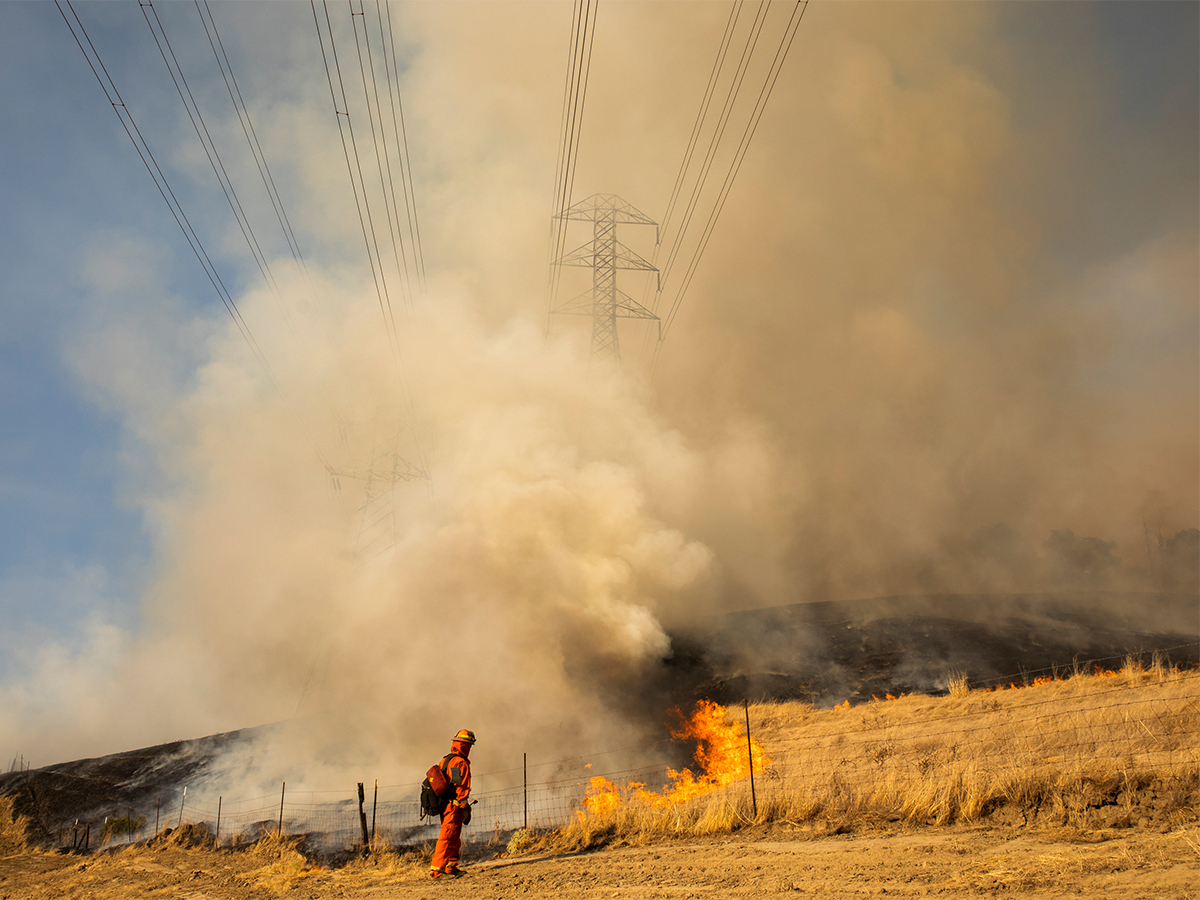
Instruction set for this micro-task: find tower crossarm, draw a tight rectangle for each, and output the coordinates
[557,238,657,271]
[555,193,657,226]
[552,286,658,321]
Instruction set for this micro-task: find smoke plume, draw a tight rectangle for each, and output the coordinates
[1,1,1195,795]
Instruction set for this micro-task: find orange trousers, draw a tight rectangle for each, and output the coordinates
[430,805,465,872]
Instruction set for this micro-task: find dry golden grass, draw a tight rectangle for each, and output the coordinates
[0,795,31,856]
[538,666,1200,852]
[335,832,433,883]
[237,831,324,893]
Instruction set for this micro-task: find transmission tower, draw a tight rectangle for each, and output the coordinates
[551,194,659,361]
[327,423,424,558]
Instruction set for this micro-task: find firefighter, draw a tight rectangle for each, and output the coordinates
[429,729,475,879]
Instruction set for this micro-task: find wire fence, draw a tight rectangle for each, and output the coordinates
[35,646,1200,854]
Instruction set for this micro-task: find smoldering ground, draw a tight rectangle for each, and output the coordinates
[1,0,1196,804]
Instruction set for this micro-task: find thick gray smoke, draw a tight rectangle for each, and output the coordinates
[1,2,1195,797]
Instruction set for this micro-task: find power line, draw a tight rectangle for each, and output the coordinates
[546,0,585,318]
[55,0,336,473]
[349,0,414,314]
[378,0,426,295]
[647,0,809,371]
[311,0,401,354]
[194,0,314,293]
[657,0,808,351]
[636,1,742,356]
[652,0,770,307]
[546,0,598,325]
[56,1,270,386]
[658,2,744,248]
[311,0,429,487]
[140,0,296,337]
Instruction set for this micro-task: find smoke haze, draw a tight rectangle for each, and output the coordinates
[0,1,1196,794]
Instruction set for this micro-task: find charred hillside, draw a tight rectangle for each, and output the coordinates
[0,728,263,845]
[664,591,1199,706]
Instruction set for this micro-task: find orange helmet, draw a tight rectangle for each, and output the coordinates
[453,729,476,744]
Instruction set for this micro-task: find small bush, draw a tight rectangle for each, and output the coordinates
[947,671,970,698]
[101,814,146,840]
[505,827,537,855]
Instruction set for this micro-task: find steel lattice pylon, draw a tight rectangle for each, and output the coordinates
[326,423,425,559]
[551,194,659,361]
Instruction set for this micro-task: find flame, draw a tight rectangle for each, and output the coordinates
[576,701,771,819]
[580,775,623,817]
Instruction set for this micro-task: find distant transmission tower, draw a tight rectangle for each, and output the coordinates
[551,194,659,361]
[327,423,424,558]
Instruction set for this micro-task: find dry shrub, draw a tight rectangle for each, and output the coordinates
[248,829,304,860]
[0,795,31,855]
[152,821,215,850]
[100,814,146,842]
[505,827,537,855]
[340,833,431,878]
[242,831,322,893]
[947,671,970,699]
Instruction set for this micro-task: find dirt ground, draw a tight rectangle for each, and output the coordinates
[2,824,1197,900]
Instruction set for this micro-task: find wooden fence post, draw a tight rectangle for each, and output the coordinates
[357,783,369,849]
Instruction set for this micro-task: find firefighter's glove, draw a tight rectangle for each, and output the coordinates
[462,804,472,826]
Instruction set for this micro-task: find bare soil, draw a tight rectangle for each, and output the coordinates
[2,823,1197,899]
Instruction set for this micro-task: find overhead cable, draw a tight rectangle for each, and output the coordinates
[651,0,809,371]
[311,0,400,352]
[349,0,415,314]
[141,0,297,337]
[637,0,743,355]
[653,0,770,308]
[194,0,315,294]
[56,0,335,472]
[658,0,808,347]
[545,0,585,316]
[546,0,598,322]
[311,0,428,480]
[378,0,426,295]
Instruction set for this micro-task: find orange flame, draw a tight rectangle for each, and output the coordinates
[577,701,771,819]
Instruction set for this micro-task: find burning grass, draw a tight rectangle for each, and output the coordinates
[532,664,1199,852]
[578,700,770,820]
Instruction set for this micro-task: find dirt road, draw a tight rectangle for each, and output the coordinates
[2,825,1196,900]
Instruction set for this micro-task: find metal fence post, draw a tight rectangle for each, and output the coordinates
[743,700,758,819]
[523,752,528,830]
[371,779,378,843]
[215,796,222,847]
[278,782,286,836]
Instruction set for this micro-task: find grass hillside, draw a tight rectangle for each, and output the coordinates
[545,660,1199,851]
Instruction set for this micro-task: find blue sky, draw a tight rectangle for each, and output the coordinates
[0,1,1196,765]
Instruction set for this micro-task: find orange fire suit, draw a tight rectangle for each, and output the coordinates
[430,740,472,874]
